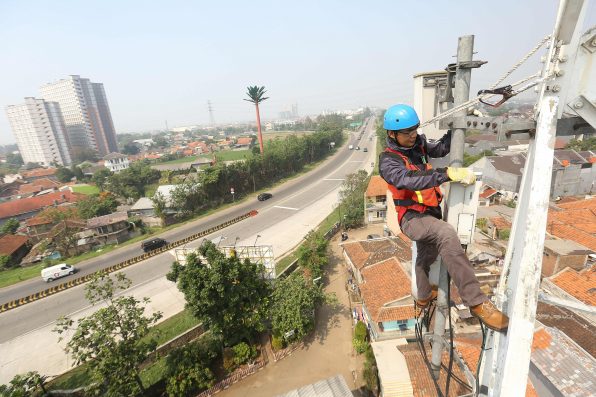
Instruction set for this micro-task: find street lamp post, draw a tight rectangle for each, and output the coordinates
[253,234,261,246]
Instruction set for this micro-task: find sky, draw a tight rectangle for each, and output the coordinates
[0,0,594,144]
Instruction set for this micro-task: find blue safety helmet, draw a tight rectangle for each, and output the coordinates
[383,104,420,131]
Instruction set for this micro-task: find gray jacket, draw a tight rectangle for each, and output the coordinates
[379,131,452,219]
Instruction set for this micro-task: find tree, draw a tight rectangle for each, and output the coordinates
[151,191,168,223]
[0,218,20,234]
[339,170,369,229]
[92,168,113,192]
[567,137,596,151]
[297,230,328,280]
[5,152,23,167]
[72,147,99,163]
[108,161,160,200]
[122,142,140,155]
[71,165,85,181]
[54,272,162,397]
[167,241,271,346]
[77,192,119,219]
[270,272,325,341]
[0,371,48,397]
[56,166,74,183]
[0,255,11,270]
[244,86,269,155]
[164,334,220,397]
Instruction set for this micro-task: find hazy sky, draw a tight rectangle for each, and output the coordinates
[0,0,594,144]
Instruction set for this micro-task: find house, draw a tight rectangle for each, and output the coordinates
[3,174,23,184]
[87,211,131,245]
[541,266,595,324]
[0,191,82,226]
[546,198,596,251]
[17,178,62,197]
[471,150,596,199]
[235,137,253,149]
[478,186,501,206]
[103,153,130,173]
[21,167,58,182]
[536,301,595,358]
[541,238,592,277]
[359,258,416,340]
[364,175,388,224]
[0,234,31,265]
[370,339,414,397]
[341,237,411,283]
[25,207,80,243]
[0,181,25,200]
[486,216,512,240]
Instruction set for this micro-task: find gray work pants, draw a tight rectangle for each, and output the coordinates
[400,212,487,307]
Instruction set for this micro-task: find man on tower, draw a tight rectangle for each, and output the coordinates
[379,104,508,332]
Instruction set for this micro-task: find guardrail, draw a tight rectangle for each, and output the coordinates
[0,210,258,313]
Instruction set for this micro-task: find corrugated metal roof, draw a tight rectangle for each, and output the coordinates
[276,375,353,397]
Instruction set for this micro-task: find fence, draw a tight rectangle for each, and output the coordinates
[195,361,266,397]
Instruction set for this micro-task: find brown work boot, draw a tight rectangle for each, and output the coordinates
[415,285,438,308]
[470,301,509,332]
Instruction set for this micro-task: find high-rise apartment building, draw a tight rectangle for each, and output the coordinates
[40,75,118,156]
[5,97,72,166]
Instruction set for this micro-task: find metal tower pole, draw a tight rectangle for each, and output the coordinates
[479,1,589,395]
[430,35,475,379]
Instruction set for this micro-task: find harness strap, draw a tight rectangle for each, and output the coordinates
[394,198,419,206]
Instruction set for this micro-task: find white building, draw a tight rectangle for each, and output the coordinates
[40,75,118,156]
[103,153,129,173]
[5,97,72,166]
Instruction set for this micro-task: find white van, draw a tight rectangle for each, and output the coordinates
[41,264,76,282]
[349,145,354,150]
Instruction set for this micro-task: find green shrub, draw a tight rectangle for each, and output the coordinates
[222,348,236,374]
[353,338,367,354]
[232,342,256,365]
[354,321,367,342]
[498,228,511,240]
[271,335,284,351]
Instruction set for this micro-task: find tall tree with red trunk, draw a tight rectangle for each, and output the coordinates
[244,86,269,155]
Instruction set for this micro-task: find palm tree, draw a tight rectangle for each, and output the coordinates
[244,86,269,154]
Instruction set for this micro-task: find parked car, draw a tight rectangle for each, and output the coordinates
[258,193,273,201]
[356,146,360,150]
[366,234,381,240]
[348,145,354,150]
[41,264,76,282]
[363,148,368,152]
[141,237,168,252]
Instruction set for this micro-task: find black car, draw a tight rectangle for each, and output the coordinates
[257,193,273,201]
[141,237,168,252]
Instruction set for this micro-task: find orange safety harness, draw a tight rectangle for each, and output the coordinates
[384,145,443,224]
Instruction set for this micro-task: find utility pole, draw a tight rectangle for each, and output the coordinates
[430,35,475,379]
[207,100,215,126]
[479,1,591,395]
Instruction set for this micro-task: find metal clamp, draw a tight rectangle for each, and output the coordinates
[477,85,515,107]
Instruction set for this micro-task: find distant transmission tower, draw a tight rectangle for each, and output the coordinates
[207,100,215,126]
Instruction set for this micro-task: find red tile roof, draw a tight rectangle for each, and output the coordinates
[550,266,596,306]
[0,191,82,220]
[365,175,388,197]
[21,168,57,179]
[359,258,411,322]
[490,216,511,229]
[342,237,412,271]
[26,206,80,227]
[557,197,596,210]
[377,305,415,322]
[236,137,252,145]
[479,187,497,199]
[0,234,29,256]
[17,178,61,195]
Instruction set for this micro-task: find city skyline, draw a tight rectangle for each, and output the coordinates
[1,1,594,145]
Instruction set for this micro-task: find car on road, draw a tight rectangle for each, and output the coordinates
[363,148,368,152]
[356,146,360,150]
[141,237,168,252]
[258,192,273,201]
[348,145,354,150]
[42,264,77,282]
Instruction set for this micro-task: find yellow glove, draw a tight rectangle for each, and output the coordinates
[447,167,476,185]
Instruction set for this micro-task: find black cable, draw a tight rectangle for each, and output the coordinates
[415,302,445,397]
[475,322,488,396]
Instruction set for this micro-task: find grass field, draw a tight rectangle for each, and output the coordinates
[71,184,100,195]
[158,155,200,165]
[262,130,315,141]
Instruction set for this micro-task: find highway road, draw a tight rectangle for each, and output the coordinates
[0,119,379,344]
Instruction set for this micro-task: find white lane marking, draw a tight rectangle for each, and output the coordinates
[273,206,299,211]
[324,178,345,181]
